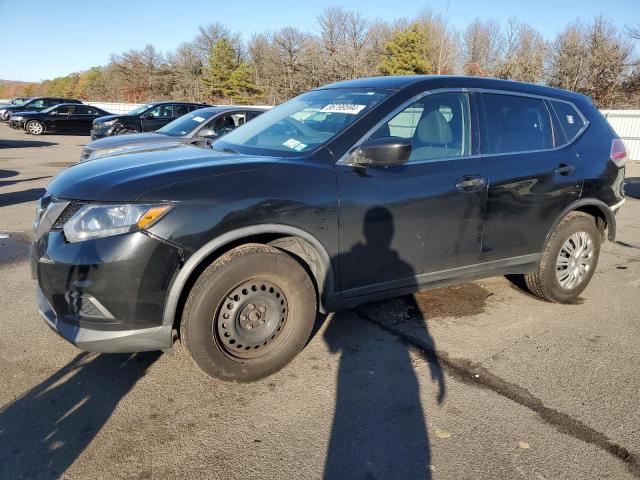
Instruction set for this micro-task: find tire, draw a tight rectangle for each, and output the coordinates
[524,212,601,303]
[26,120,44,135]
[2,111,9,121]
[181,243,317,382]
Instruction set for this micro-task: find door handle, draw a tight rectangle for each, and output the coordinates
[455,175,486,192]
[554,163,576,175]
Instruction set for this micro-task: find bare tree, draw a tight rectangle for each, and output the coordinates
[547,22,588,91]
[463,18,503,76]
[416,7,460,74]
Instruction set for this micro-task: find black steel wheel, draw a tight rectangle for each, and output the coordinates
[215,279,288,359]
[182,243,317,382]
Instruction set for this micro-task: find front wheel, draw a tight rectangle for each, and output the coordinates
[26,120,44,135]
[181,243,317,382]
[524,212,601,303]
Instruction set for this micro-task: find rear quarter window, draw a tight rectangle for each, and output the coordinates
[551,101,586,142]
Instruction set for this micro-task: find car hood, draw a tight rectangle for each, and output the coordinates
[47,143,279,201]
[11,110,40,117]
[86,132,180,152]
[94,114,130,123]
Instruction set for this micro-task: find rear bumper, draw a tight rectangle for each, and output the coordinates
[38,286,172,353]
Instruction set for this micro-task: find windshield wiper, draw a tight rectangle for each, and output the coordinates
[219,147,238,154]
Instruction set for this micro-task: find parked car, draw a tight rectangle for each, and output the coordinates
[11,104,111,135]
[90,101,210,140]
[80,105,267,162]
[2,97,82,121]
[33,76,626,382]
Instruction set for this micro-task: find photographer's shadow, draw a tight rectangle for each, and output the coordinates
[0,351,159,479]
[323,207,445,480]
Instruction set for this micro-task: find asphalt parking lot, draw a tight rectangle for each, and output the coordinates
[1,124,639,480]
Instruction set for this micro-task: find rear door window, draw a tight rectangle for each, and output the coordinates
[482,93,553,154]
[28,99,45,108]
[551,101,586,142]
[174,104,190,116]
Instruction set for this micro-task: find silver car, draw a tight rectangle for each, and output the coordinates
[79,106,268,162]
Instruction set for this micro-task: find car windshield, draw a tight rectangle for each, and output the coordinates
[157,110,217,136]
[128,104,152,116]
[213,88,389,155]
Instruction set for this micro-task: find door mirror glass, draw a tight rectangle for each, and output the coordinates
[349,137,412,167]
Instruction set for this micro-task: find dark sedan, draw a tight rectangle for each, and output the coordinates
[12,104,111,135]
[1,97,82,121]
[80,106,267,161]
[90,101,210,140]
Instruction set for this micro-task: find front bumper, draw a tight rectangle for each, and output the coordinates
[34,228,182,353]
[9,119,24,129]
[37,287,172,352]
[91,125,115,140]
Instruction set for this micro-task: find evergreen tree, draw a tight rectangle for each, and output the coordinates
[203,38,261,103]
[377,23,432,76]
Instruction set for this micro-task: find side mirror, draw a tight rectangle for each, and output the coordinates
[349,136,412,167]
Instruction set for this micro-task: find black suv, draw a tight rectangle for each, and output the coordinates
[90,101,210,139]
[2,97,82,122]
[33,76,626,382]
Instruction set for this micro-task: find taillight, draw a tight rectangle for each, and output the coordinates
[610,138,627,167]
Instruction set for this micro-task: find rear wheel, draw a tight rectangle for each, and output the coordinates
[524,212,601,303]
[181,243,317,382]
[26,120,44,135]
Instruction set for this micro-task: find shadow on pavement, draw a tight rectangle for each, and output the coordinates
[0,187,46,207]
[323,207,444,480]
[0,352,160,479]
[0,139,58,148]
[625,177,640,199]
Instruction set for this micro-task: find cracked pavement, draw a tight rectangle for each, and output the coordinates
[1,124,639,479]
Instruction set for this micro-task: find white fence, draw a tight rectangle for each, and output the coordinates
[86,101,145,114]
[601,110,640,161]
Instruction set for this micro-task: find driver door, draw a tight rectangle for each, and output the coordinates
[46,105,75,132]
[141,105,174,132]
[336,91,487,297]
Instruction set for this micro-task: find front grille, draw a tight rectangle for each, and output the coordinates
[52,202,86,229]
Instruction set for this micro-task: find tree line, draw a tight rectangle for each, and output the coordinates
[2,7,639,108]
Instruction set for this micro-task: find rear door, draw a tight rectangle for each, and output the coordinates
[73,105,100,133]
[336,91,487,297]
[478,92,583,261]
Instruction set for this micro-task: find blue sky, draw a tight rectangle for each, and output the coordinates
[0,0,638,82]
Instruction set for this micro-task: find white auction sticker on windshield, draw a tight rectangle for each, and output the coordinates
[192,116,205,123]
[283,138,301,149]
[320,104,366,115]
[293,142,307,151]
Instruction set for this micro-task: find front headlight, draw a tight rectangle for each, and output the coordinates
[12,116,23,121]
[63,203,172,242]
[100,119,117,127]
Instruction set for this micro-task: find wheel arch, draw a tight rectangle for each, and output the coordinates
[163,224,335,332]
[545,199,616,247]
